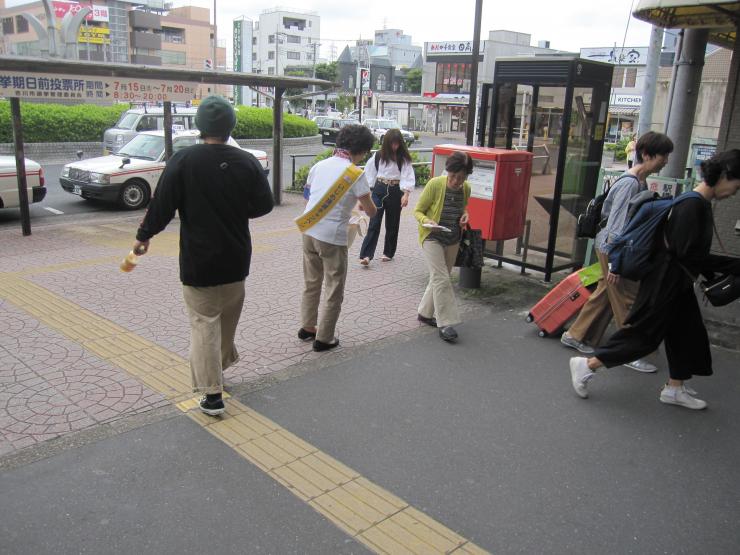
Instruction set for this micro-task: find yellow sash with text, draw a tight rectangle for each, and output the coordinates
[294,164,363,233]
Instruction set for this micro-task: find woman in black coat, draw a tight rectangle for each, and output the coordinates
[569,149,740,410]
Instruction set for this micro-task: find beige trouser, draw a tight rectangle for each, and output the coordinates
[567,250,640,346]
[301,234,349,344]
[418,239,461,328]
[182,280,245,394]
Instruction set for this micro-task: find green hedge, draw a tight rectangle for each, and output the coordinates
[290,146,431,193]
[233,106,317,139]
[0,101,128,143]
[0,101,318,142]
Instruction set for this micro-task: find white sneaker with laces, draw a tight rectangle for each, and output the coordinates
[569,357,595,399]
[624,358,658,373]
[659,385,707,410]
[561,332,595,355]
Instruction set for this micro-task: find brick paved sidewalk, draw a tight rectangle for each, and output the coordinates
[0,190,503,457]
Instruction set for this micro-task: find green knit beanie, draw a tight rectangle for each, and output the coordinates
[195,96,236,137]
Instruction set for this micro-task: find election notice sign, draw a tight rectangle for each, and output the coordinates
[0,71,200,104]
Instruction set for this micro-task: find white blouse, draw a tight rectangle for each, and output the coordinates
[363,153,416,192]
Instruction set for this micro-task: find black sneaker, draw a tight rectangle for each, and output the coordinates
[198,394,225,416]
[298,328,317,341]
[438,326,458,342]
[313,338,340,352]
[417,314,437,327]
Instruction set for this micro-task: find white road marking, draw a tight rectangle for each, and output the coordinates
[43,207,64,215]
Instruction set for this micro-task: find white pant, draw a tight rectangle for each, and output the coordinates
[418,240,461,327]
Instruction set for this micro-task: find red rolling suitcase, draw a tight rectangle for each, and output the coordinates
[526,271,591,337]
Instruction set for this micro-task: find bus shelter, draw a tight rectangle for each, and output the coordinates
[476,56,613,281]
[0,56,332,235]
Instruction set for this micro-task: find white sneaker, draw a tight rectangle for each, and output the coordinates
[570,357,594,399]
[624,358,658,373]
[560,332,595,355]
[659,385,707,410]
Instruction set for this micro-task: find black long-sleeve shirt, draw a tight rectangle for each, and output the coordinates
[137,143,274,286]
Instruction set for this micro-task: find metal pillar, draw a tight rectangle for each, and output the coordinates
[11,98,31,236]
[662,28,709,179]
[163,101,173,160]
[272,87,284,205]
[637,25,664,137]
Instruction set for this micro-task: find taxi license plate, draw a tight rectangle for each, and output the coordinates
[323,131,330,135]
[73,185,82,195]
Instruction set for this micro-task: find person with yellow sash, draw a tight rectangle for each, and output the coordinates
[296,125,377,352]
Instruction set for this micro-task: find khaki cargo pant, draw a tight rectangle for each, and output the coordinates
[182,280,245,394]
[301,234,348,344]
[418,239,461,328]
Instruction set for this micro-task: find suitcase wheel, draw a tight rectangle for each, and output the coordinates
[525,313,533,323]
[538,330,547,338]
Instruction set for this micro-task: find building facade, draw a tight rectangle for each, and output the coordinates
[251,8,319,77]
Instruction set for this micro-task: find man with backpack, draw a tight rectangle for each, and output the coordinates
[569,150,740,409]
[560,132,674,374]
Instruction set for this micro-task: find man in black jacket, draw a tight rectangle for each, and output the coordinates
[132,95,274,416]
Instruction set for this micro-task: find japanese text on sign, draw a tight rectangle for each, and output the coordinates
[426,41,473,55]
[0,71,200,104]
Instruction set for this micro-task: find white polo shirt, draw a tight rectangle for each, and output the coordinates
[302,155,371,246]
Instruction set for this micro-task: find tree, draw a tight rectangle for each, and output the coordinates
[335,94,355,114]
[314,62,338,83]
[405,68,422,93]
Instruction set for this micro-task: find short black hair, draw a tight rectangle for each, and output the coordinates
[700,149,740,187]
[635,131,673,163]
[336,124,375,155]
[445,151,474,175]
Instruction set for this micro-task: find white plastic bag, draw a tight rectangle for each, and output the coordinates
[347,210,369,248]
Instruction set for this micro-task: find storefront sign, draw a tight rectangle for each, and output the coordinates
[77,26,110,44]
[426,41,474,55]
[610,93,642,107]
[0,71,199,103]
[53,1,109,23]
[581,47,648,65]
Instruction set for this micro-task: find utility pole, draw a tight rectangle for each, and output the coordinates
[466,0,483,145]
[637,25,664,137]
[310,40,320,112]
[212,0,217,72]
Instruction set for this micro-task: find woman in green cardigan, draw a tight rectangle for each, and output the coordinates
[413,151,473,342]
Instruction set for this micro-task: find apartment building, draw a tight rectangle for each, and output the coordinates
[251,8,320,77]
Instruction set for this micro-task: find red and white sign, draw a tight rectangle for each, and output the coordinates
[52,1,109,23]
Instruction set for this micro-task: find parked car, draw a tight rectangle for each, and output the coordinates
[363,119,415,145]
[0,155,46,209]
[61,130,269,210]
[103,106,198,155]
[319,118,354,145]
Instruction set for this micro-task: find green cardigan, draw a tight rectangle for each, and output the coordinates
[413,175,471,244]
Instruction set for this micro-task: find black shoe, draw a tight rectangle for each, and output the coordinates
[313,338,340,352]
[198,394,225,416]
[298,328,316,341]
[438,326,458,342]
[417,314,437,327]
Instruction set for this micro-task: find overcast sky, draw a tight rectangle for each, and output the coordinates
[178,0,655,64]
[6,0,657,64]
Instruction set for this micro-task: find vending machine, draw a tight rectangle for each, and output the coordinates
[431,144,534,241]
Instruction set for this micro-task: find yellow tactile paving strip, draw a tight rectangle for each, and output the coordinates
[0,274,489,555]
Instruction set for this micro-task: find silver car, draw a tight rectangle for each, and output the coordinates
[103,107,198,154]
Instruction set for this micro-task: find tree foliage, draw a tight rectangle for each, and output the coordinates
[314,62,339,83]
[405,69,422,93]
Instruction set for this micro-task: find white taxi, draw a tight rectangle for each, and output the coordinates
[0,155,46,210]
[60,130,269,210]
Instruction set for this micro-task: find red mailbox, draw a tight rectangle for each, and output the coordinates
[431,144,533,241]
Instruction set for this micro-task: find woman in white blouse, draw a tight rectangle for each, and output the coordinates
[359,129,416,266]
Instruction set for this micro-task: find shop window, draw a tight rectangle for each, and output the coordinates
[15,16,29,34]
[624,68,637,88]
[2,17,14,35]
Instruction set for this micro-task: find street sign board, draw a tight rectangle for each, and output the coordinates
[0,70,200,104]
